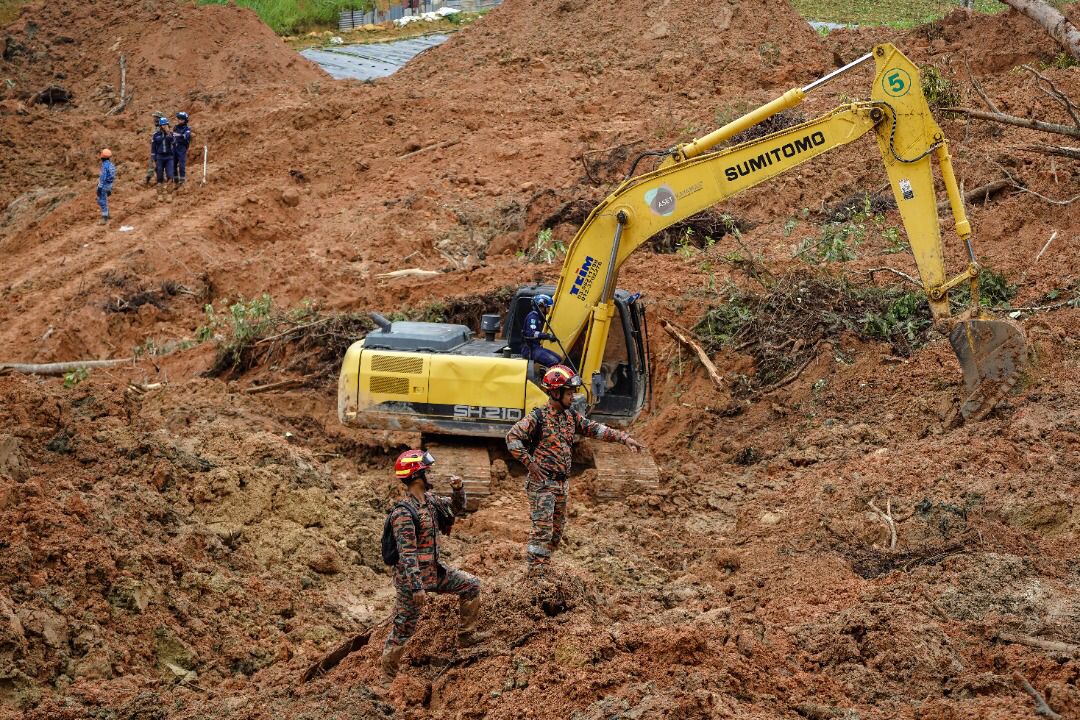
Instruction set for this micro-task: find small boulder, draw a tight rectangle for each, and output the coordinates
[280,187,300,207]
[307,548,343,575]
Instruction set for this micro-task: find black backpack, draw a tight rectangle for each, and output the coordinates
[525,407,546,454]
[380,495,456,566]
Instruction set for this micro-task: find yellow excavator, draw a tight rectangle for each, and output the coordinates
[339,44,1027,504]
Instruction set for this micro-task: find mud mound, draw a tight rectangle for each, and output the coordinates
[407,0,829,91]
[0,373,394,715]
[0,0,324,207]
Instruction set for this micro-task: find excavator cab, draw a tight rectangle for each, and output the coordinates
[504,285,649,427]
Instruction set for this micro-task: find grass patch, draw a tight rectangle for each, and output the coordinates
[791,0,977,27]
[791,0,1065,28]
[196,0,374,35]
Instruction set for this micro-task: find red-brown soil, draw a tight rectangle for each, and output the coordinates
[2,0,1079,718]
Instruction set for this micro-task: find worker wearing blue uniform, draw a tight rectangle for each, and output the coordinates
[150,117,175,186]
[173,112,192,184]
[521,295,562,368]
[97,149,116,224]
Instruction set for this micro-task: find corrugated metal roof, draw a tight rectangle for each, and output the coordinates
[302,34,450,81]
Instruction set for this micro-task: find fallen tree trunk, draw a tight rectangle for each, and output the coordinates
[941,107,1080,140]
[243,378,304,395]
[997,632,1080,659]
[0,358,134,375]
[937,178,1014,211]
[660,319,725,391]
[998,0,1080,61]
[1021,143,1080,161]
[300,624,379,683]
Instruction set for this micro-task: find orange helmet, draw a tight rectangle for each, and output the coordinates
[99,148,112,159]
[394,449,435,482]
[540,364,582,395]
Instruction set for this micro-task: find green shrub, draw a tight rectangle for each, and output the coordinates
[519,228,567,264]
[920,65,961,109]
[198,294,275,367]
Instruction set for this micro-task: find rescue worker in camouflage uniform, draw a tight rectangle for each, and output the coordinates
[381,449,489,677]
[506,365,645,577]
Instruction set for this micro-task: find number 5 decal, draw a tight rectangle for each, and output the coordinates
[883,68,912,98]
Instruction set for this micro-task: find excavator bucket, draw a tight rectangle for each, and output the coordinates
[947,315,1028,424]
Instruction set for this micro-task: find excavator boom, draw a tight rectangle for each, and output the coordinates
[544,43,1025,423]
[338,43,1027,509]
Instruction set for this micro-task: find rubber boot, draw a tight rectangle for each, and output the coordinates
[381,643,405,678]
[457,597,491,648]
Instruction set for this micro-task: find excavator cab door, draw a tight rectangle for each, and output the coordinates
[591,291,648,426]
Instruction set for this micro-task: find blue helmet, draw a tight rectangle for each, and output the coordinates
[158,117,170,126]
[176,112,189,121]
[532,294,553,311]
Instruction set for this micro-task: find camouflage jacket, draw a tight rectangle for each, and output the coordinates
[390,487,466,592]
[506,405,627,482]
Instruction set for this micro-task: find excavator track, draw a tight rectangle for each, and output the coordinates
[423,442,492,511]
[946,315,1028,425]
[590,441,661,502]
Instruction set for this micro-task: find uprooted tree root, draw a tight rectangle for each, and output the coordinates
[844,541,967,580]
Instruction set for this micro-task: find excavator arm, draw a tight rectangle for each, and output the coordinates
[544,44,1025,423]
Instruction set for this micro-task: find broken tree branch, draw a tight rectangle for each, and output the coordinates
[398,138,459,160]
[126,382,164,394]
[375,268,440,279]
[938,178,1014,211]
[1022,64,1080,129]
[756,343,820,396]
[941,107,1080,140]
[1011,185,1080,205]
[1020,143,1080,161]
[998,632,1080,659]
[998,0,1080,62]
[243,378,305,395]
[300,621,386,683]
[864,267,922,288]
[660,319,725,391]
[1035,230,1058,262]
[1012,672,1063,720]
[105,54,132,116]
[254,317,333,346]
[0,358,134,375]
[868,499,898,550]
[967,60,1002,114]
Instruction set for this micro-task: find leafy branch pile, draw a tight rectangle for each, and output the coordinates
[693,269,1016,389]
[200,287,517,377]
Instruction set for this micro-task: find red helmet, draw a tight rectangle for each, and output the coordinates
[394,449,435,482]
[541,364,582,395]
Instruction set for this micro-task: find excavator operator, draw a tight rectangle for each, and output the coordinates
[521,294,562,368]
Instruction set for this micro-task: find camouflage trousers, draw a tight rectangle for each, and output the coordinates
[384,567,480,650]
[526,478,568,571]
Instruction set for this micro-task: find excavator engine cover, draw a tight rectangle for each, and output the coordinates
[948,315,1027,423]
